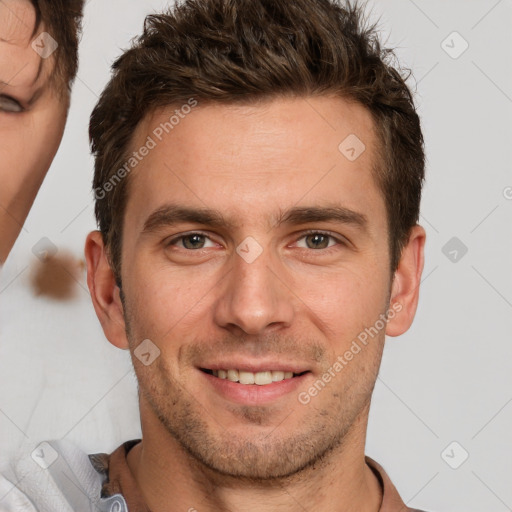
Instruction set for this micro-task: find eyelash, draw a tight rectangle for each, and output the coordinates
[0,95,25,113]
[166,230,347,252]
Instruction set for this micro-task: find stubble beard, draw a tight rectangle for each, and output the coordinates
[134,351,379,483]
[121,289,387,484]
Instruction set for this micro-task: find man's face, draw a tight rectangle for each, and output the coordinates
[115,96,398,479]
[0,0,68,205]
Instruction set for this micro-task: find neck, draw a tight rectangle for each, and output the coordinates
[127,403,382,512]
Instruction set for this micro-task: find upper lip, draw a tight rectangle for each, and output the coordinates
[199,360,311,374]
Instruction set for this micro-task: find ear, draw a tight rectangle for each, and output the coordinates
[84,230,129,349]
[386,225,426,337]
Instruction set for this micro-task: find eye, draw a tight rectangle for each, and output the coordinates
[295,231,344,250]
[167,232,217,250]
[0,95,24,113]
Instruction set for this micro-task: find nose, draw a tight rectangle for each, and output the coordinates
[213,244,295,336]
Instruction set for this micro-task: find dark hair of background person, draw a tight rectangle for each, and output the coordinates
[29,0,84,91]
[89,0,425,286]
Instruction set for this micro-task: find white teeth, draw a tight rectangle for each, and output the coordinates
[227,369,239,382]
[272,371,285,381]
[239,371,255,385]
[209,369,299,385]
[254,371,273,385]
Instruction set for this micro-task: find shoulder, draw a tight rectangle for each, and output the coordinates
[0,440,113,512]
[0,472,38,512]
[365,456,434,512]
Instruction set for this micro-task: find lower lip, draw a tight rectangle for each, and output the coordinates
[200,370,311,405]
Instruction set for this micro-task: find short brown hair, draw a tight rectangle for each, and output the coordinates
[90,0,425,284]
[30,0,84,91]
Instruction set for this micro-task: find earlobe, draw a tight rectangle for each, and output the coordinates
[386,225,426,337]
[84,231,129,349]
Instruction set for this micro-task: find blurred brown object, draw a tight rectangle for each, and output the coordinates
[30,251,85,300]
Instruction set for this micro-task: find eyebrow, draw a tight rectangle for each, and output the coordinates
[142,203,368,235]
[0,57,44,92]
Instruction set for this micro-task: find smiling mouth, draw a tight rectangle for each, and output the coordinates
[200,368,309,386]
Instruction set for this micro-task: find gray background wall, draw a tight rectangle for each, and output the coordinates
[0,1,511,510]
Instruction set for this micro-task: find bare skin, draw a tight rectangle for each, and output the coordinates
[0,0,68,264]
[86,95,425,512]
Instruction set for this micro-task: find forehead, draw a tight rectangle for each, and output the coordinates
[0,0,47,89]
[124,95,383,231]
[0,0,36,44]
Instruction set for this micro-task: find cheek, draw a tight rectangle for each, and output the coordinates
[0,100,67,178]
[294,264,389,348]
[125,262,218,341]
[35,98,68,161]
